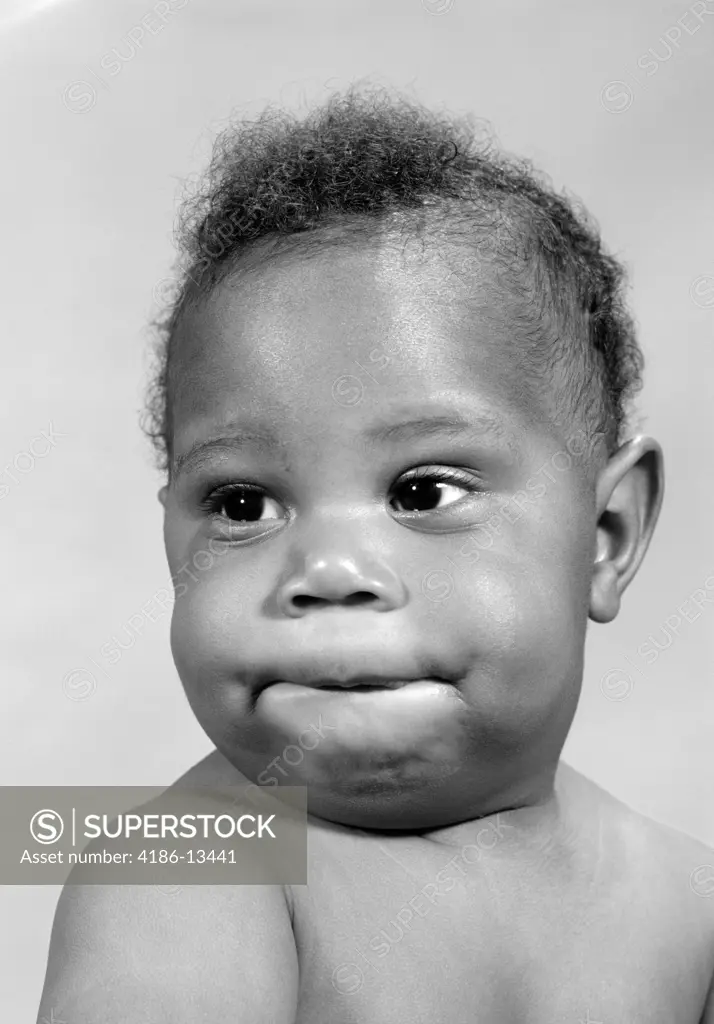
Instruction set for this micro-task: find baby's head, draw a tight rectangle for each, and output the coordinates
[147,89,662,830]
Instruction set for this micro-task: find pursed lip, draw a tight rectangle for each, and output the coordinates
[269,675,444,691]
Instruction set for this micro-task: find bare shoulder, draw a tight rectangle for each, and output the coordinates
[37,752,298,1024]
[562,764,714,932]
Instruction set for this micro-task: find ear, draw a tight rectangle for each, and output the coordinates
[589,435,664,624]
[158,485,168,508]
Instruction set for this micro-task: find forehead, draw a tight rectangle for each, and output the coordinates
[170,237,558,453]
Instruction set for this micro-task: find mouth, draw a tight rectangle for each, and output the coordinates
[270,675,448,692]
[322,682,408,691]
[256,676,465,745]
[301,676,426,691]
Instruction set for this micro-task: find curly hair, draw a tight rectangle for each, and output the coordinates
[144,86,643,475]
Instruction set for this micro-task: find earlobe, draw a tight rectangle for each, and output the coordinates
[589,436,664,624]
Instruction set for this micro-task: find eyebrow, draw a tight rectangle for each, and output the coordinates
[173,427,285,476]
[173,411,507,476]
[364,413,506,445]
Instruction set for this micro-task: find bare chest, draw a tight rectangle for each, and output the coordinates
[289,834,712,1024]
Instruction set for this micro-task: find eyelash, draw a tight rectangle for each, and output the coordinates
[396,466,483,505]
[199,466,485,524]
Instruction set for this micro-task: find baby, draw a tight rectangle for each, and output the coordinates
[39,89,714,1022]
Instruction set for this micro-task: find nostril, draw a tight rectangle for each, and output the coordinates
[290,594,321,609]
[344,591,378,606]
[290,590,378,609]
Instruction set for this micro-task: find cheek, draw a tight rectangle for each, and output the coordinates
[169,572,254,700]
[168,576,279,759]
[447,556,588,714]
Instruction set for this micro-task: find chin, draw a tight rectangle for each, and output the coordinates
[297,760,510,831]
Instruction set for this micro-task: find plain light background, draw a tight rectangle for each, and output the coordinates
[1,0,713,1016]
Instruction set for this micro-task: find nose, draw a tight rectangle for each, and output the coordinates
[276,532,407,618]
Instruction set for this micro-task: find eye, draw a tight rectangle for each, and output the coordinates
[202,484,284,524]
[390,467,482,514]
